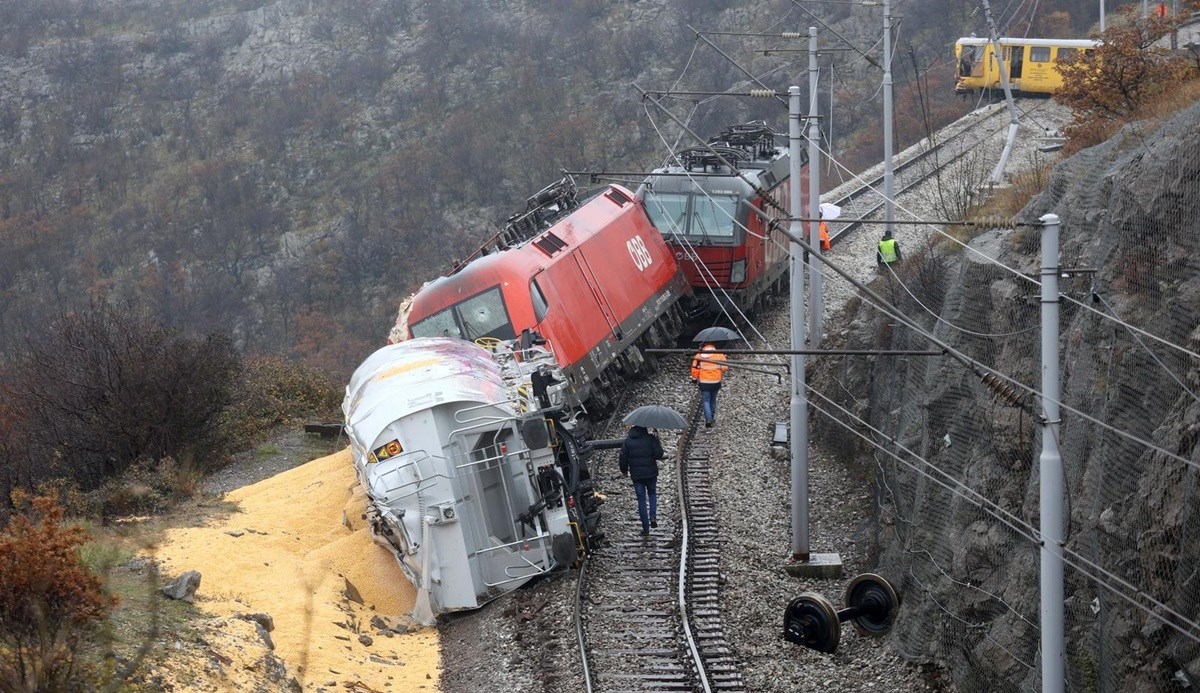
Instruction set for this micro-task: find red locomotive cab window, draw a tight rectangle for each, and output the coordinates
[643,192,689,237]
[690,195,738,242]
[530,279,549,322]
[643,191,739,243]
[410,286,516,342]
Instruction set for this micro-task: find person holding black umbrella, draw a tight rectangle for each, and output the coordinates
[618,425,665,535]
[691,343,729,428]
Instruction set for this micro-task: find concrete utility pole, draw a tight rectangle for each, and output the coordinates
[1039,213,1066,693]
[1100,0,1106,31]
[981,0,1019,185]
[1172,0,1179,49]
[807,26,823,348]
[882,0,895,236]
[784,32,841,581]
[787,84,809,563]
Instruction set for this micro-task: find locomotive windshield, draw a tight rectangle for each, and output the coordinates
[410,286,517,342]
[691,195,738,240]
[643,192,739,242]
[643,193,689,236]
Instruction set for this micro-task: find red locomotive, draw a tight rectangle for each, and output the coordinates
[403,178,691,410]
[637,122,806,318]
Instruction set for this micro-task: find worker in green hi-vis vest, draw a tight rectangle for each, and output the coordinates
[877,231,902,269]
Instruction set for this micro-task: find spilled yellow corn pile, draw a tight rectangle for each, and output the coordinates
[154,448,440,691]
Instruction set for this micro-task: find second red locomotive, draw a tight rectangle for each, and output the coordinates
[637,121,805,319]
[402,178,691,411]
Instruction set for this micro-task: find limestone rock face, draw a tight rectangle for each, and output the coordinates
[820,101,1200,692]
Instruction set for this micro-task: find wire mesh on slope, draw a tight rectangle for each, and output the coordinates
[823,103,1200,692]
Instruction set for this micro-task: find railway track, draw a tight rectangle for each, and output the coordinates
[826,100,1036,244]
[565,99,1063,692]
[576,390,744,692]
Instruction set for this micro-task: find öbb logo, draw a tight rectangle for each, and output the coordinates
[627,236,653,271]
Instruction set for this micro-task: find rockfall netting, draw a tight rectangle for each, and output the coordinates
[813,100,1200,691]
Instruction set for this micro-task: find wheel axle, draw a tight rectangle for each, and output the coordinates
[783,573,900,653]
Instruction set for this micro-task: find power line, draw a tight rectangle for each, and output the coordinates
[808,113,1200,364]
[806,383,1200,647]
[881,259,1040,338]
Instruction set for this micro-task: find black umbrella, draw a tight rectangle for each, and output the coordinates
[623,405,688,430]
[693,326,741,343]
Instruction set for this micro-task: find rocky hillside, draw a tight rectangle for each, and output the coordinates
[6,0,1109,369]
[817,101,1200,690]
[0,0,795,367]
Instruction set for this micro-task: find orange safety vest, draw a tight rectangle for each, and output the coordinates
[690,346,728,384]
[819,222,831,252]
[1156,2,1167,17]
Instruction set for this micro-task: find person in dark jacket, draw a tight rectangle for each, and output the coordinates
[618,425,665,535]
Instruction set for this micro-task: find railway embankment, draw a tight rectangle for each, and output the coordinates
[818,100,1200,690]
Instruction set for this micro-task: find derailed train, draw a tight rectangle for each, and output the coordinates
[357,121,803,620]
[343,337,601,623]
[391,121,806,411]
[400,178,691,413]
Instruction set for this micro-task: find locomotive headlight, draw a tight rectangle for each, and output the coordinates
[730,259,746,284]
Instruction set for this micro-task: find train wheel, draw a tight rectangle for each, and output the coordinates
[844,573,900,638]
[783,592,841,653]
[639,339,659,374]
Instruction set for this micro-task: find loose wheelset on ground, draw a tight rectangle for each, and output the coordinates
[783,573,900,653]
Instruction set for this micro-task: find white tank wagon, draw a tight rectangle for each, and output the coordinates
[343,337,598,624]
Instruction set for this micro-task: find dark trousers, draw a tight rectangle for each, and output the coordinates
[633,478,658,531]
[700,383,721,424]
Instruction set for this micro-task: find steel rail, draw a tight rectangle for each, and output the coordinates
[575,387,632,693]
[826,102,1018,244]
[676,395,712,693]
[575,555,594,693]
[575,371,743,691]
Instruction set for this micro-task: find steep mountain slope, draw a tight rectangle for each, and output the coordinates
[0,0,1103,369]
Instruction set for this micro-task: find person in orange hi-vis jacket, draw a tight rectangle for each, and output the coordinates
[690,343,729,428]
[819,220,831,252]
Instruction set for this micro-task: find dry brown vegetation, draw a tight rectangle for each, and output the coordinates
[966,159,1054,226]
[0,303,342,520]
[1056,5,1200,154]
[0,494,117,691]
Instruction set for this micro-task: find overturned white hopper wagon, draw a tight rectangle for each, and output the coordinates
[343,338,579,624]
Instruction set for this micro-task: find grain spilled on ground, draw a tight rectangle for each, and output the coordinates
[153,448,440,691]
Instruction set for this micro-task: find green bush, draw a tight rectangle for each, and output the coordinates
[218,353,343,451]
